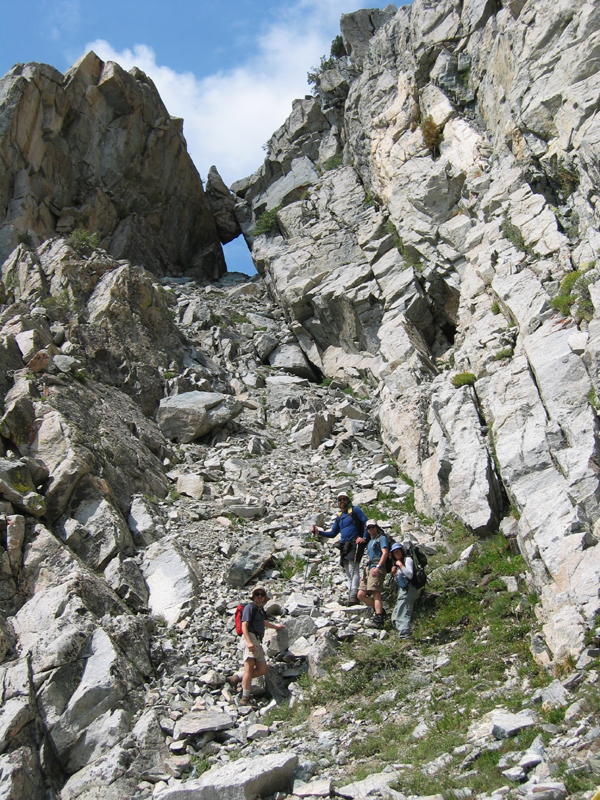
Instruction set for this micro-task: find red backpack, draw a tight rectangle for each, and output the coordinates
[234,602,258,635]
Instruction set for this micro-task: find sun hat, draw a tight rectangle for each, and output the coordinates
[337,491,350,499]
[390,542,403,552]
[366,518,377,527]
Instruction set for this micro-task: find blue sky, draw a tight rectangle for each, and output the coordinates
[0,1,408,274]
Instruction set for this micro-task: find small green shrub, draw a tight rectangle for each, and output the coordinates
[324,153,344,171]
[68,228,99,254]
[188,755,212,777]
[17,231,34,249]
[588,387,600,411]
[386,220,422,270]
[330,35,346,59]
[363,192,376,208]
[307,36,346,91]
[551,270,582,317]
[501,216,529,253]
[254,206,282,237]
[491,301,501,315]
[494,347,513,361]
[278,554,306,580]
[452,372,476,387]
[420,116,443,156]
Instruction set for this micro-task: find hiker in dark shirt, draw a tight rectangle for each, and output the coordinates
[312,491,367,606]
[227,586,285,706]
[236,587,284,706]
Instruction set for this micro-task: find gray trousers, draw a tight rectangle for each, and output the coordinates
[342,557,361,597]
[392,584,419,637]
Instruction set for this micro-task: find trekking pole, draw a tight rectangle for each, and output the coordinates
[302,527,315,593]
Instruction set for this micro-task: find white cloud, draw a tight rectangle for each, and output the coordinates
[85,1,395,186]
[48,0,82,41]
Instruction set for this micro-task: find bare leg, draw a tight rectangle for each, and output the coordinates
[242,657,256,694]
[242,658,268,693]
[373,591,383,615]
[357,589,375,609]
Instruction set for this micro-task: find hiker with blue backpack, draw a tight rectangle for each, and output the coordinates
[311,490,367,606]
[357,519,389,629]
[390,542,419,639]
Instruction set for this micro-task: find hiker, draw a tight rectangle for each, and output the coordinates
[230,587,285,706]
[357,519,389,629]
[311,490,367,605]
[390,542,418,639]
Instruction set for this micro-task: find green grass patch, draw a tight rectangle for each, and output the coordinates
[494,347,513,361]
[386,220,422,270]
[550,270,582,317]
[308,637,411,705]
[364,192,376,208]
[277,554,307,580]
[501,216,530,254]
[491,300,501,315]
[451,372,476,387]
[324,153,344,171]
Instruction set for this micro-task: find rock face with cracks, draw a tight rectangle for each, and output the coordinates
[1,1,600,798]
[0,52,225,279]
[234,0,600,664]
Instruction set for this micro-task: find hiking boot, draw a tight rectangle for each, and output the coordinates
[239,696,256,707]
[227,674,241,690]
[368,613,384,630]
[348,594,359,606]
[338,596,352,606]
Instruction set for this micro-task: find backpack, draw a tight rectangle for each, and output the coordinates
[407,543,427,589]
[234,602,257,635]
[387,542,427,588]
[382,531,398,573]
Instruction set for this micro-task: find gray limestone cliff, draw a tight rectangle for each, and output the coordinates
[233,0,600,661]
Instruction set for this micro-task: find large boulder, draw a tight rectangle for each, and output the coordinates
[140,539,201,625]
[204,166,242,245]
[156,752,298,800]
[156,391,243,443]
[225,534,275,588]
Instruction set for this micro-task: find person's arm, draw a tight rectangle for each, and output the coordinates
[241,620,255,650]
[265,620,285,631]
[400,556,414,580]
[372,536,389,572]
[318,515,340,539]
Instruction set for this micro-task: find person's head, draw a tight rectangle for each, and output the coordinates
[366,518,379,537]
[337,491,350,509]
[252,587,268,604]
[391,542,405,560]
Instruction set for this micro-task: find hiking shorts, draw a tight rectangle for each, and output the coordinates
[359,565,386,593]
[240,632,265,664]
